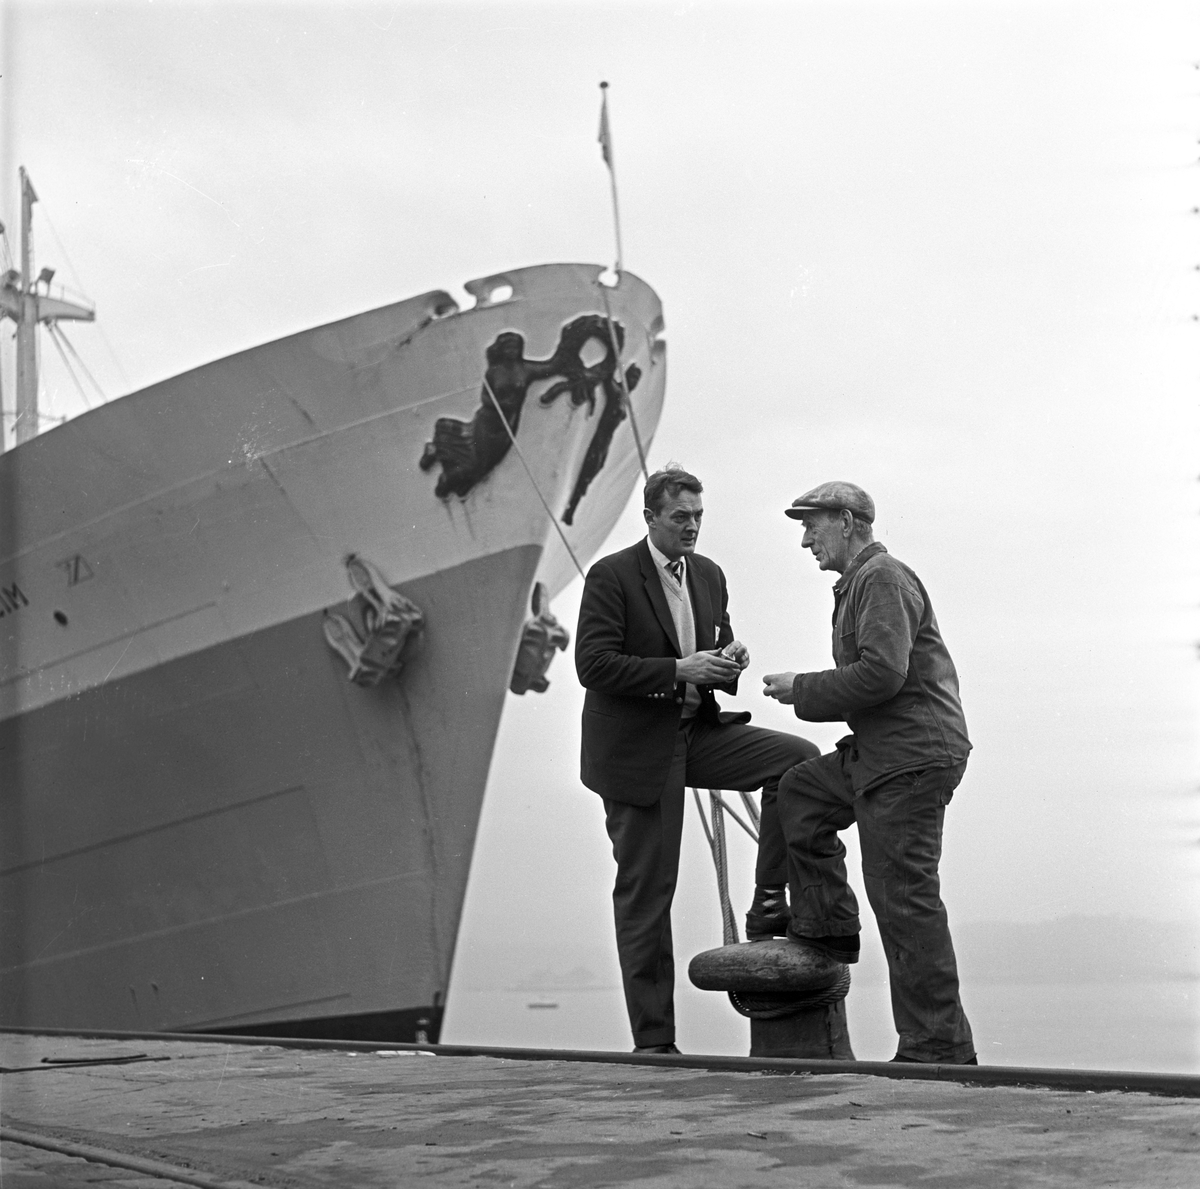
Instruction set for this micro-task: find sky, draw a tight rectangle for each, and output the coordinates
[1,0,1197,1064]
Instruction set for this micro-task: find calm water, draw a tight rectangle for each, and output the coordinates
[442,979,1199,1074]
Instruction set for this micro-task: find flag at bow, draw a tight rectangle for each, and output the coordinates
[596,81,623,274]
[598,82,614,169]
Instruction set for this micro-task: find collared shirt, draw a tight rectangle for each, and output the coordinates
[646,537,701,718]
[646,537,685,585]
[792,542,971,793]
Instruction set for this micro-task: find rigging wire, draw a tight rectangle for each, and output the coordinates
[38,203,133,393]
[32,304,45,433]
[37,205,93,307]
[53,324,109,406]
[481,374,586,582]
[88,318,131,396]
[45,323,93,410]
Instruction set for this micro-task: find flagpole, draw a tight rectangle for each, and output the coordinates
[594,81,647,480]
[598,282,649,481]
[598,81,623,274]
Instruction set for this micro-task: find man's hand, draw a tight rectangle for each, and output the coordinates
[676,649,742,685]
[762,671,798,704]
[721,639,750,671]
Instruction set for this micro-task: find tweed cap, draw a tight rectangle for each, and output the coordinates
[784,481,875,523]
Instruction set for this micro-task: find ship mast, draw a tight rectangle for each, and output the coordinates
[0,167,95,448]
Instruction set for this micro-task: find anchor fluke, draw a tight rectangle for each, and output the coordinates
[509,582,569,695]
[323,554,424,687]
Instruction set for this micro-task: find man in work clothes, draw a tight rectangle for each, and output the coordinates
[763,481,976,1065]
[576,467,819,1054]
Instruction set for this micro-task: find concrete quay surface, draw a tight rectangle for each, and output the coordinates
[1,1033,1198,1188]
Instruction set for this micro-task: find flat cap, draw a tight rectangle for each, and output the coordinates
[784,481,875,523]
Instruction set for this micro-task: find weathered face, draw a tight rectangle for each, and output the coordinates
[644,490,703,561]
[800,510,852,572]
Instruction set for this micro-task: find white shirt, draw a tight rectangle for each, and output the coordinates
[647,537,701,718]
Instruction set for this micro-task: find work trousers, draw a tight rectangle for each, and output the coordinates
[778,749,975,1063]
[604,718,819,1047]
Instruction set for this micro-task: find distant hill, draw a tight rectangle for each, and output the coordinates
[455,914,1198,993]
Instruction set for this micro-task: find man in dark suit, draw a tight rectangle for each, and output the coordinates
[576,467,819,1053]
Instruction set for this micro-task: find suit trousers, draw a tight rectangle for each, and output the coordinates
[778,749,975,1063]
[603,718,819,1047]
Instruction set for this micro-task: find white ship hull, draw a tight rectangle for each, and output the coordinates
[0,264,665,1040]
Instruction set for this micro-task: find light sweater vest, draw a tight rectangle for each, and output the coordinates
[648,543,701,720]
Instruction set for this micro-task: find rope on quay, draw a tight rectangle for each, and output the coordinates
[693,787,740,945]
[3,1025,1199,1099]
[0,1125,257,1189]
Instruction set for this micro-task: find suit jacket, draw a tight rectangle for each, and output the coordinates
[575,538,749,805]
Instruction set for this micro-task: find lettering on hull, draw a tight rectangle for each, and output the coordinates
[56,554,94,586]
[0,583,29,617]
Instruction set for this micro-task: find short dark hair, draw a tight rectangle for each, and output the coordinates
[644,467,703,514]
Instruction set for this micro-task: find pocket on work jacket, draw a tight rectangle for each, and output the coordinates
[836,629,859,666]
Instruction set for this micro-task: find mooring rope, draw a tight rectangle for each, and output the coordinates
[738,790,762,834]
[481,375,586,582]
[710,791,739,946]
[727,966,854,1020]
[1,1125,251,1189]
[692,787,756,947]
[713,792,759,844]
[694,786,852,1019]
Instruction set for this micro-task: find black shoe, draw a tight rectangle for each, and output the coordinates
[634,1043,681,1055]
[745,885,789,940]
[890,1053,978,1065]
[786,929,860,964]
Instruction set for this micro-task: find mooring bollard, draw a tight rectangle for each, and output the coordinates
[688,938,855,1060]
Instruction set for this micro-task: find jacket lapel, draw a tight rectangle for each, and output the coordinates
[637,539,683,657]
[688,562,715,652]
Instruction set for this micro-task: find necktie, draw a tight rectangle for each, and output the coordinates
[667,560,683,586]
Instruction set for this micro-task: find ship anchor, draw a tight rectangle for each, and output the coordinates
[509,582,569,695]
[323,555,424,687]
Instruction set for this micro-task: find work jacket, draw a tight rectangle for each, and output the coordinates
[792,542,971,793]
